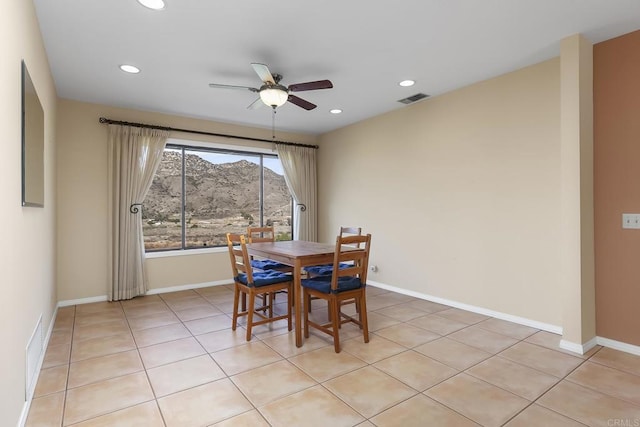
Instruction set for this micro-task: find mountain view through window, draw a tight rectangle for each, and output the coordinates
[142,146,293,251]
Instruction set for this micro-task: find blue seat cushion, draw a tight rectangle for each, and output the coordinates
[301,276,363,294]
[251,259,289,270]
[235,271,291,287]
[304,263,353,276]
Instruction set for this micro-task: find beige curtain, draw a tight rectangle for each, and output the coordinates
[107,125,169,301]
[275,144,317,241]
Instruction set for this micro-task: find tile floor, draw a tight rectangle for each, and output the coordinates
[26,285,640,426]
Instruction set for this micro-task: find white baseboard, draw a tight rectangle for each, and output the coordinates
[596,336,640,356]
[559,336,598,355]
[368,280,640,357]
[58,295,108,307]
[145,279,232,295]
[367,280,562,334]
[57,280,233,307]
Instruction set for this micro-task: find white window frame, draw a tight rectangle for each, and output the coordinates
[143,137,292,255]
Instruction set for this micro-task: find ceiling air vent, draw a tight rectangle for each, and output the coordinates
[397,93,430,104]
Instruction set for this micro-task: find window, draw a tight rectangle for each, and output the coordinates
[142,144,293,251]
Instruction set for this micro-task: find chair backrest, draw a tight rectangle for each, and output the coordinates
[226,233,253,283]
[340,226,363,248]
[340,226,362,236]
[330,234,371,291]
[247,226,276,243]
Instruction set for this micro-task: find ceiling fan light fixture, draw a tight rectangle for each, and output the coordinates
[259,87,289,107]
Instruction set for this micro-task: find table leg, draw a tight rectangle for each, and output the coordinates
[294,259,303,347]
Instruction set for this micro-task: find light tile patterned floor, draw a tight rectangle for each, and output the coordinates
[27,285,640,426]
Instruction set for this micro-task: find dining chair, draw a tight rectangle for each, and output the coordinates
[304,226,362,277]
[246,226,293,272]
[302,233,371,352]
[247,226,293,309]
[226,233,293,341]
[304,226,363,315]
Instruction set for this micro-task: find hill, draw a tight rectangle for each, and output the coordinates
[143,151,291,221]
[142,151,292,249]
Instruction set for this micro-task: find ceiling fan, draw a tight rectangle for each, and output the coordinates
[208,63,333,110]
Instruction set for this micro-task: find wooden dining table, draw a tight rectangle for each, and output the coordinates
[247,240,356,347]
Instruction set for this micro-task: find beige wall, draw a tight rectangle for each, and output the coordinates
[56,99,317,300]
[594,30,640,347]
[146,251,232,290]
[318,59,563,326]
[1,0,57,424]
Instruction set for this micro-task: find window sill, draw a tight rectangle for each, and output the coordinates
[145,246,227,259]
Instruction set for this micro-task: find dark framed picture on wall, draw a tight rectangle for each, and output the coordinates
[21,60,45,207]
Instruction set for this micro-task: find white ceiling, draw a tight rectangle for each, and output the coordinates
[33,0,640,136]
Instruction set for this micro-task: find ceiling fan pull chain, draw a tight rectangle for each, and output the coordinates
[272,106,276,140]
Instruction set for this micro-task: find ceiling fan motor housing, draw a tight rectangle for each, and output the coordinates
[260,83,288,93]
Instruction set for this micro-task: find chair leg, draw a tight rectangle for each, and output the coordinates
[330,297,341,353]
[231,285,240,331]
[287,286,293,331]
[246,292,256,341]
[359,293,370,343]
[303,289,310,338]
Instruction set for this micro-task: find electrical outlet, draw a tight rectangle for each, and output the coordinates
[622,213,640,229]
[370,265,378,273]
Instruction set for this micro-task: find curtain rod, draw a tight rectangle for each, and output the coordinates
[98,117,319,149]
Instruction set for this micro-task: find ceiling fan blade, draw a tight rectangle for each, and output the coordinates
[288,80,333,92]
[251,63,275,84]
[247,98,265,110]
[288,94,317,110]
[209,83,259,92]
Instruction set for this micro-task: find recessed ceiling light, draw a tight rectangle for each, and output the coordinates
[119,64,140,74]
[330,109,342,114]
[399,80,415,87]
[137,0,165,10]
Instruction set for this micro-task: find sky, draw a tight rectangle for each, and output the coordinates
[180,150,284,175]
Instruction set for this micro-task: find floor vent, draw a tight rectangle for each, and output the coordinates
[397,93,430,104]
[26,315,43,399]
